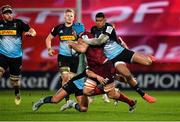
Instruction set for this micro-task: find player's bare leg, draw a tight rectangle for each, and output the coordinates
[60,67,75,102]
[10,75,21,105]
[83,78,98,96]
[76,95,88,112]
[131,53,153,66]
[61,73,70,101]
[104,83,137,112]
[32,88,68,111]
[115,63,156,103]
[0,67,4,78]
[72,95,89,112]
[83,78,108,97]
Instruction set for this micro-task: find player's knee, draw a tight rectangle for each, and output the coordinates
[69,72,76,80]
[60,66,70,73]
[0,71,3,78]
[61,74,70,83]
[83,88,93,96]
[124,74,133,82]
[115,74,127,83]
[60,67,70,77]
[104,83,116,99]
[0,67,5,78]
[141,58,152,66]
[10,75,21,88]
[83,79,97,96]
[116,69,132,80]
[60,66,71,82]
[80,107,88,112]
[146,59,152,65]
[107,91,116,99]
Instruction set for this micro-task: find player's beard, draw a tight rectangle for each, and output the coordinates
[4,16,13,22]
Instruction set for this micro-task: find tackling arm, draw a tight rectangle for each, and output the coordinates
[83,33,109,45]
[86,69,107,85]
[68,39,89,53]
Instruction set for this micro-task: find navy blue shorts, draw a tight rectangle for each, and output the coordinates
[58,54,79,73]
[111,48,134,64]
[62,80,83,96]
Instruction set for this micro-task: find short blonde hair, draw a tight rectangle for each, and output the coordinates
[65,8,75,14]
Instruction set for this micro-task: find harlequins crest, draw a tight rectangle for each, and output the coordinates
[59,30,63,33]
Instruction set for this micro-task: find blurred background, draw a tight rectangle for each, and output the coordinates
[0,0,180,91]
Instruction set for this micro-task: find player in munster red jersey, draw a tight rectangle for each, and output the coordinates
[83,12,156,103]
[32,31,137,113]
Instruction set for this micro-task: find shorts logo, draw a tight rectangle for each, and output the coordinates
[14,23,17,28]
[58,61,61,67]
[0,30,17,35]
[0,24,3,27]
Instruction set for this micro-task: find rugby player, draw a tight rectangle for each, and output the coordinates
[0,5,36,105]
[83,12,156,103]
[32,31,136,113]
[65,31,137,112]
[45,8,84,102]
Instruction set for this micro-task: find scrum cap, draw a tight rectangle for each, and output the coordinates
[1,5,12,14]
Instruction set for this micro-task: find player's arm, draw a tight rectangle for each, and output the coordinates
[45,26,59,56]
[45,33,55,56]
[20,19,36,37]
[83,25,114,45]
[86,69,107,85]
[24,28,36,37]
[83,33,109,45]
[68,39,89,53]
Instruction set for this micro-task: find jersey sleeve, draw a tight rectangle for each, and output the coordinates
[103,24,114,36]
[72,22,85,36]
[51,25,60,37]
[19,19,30,32]
[90,26,96,35]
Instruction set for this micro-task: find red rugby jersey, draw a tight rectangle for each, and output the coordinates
[80,32,107,67]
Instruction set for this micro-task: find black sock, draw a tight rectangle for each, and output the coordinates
[43,96,53,103]
[74,103,81,112]
[133,84,145,97]
[65,95,70,102]
[14,87,20,96]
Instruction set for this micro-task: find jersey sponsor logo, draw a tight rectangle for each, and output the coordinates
[60,35,76,41]
[13,23,17,28]
[106,26,113,34]
[0,30,17,35]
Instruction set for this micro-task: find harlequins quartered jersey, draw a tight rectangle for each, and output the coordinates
[91,23,125,60]
[73,77,86,90]
[51,23,84,57]
[0,19,30,58]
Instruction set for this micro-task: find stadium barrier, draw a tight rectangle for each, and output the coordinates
[0,72,180,90]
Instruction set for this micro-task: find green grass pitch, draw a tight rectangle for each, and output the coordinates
[0,90,180,121]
